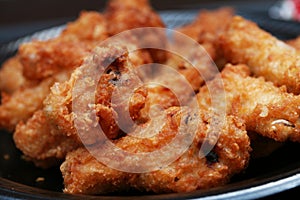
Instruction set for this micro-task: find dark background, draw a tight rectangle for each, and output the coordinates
[0,0,281,44]
[1,0,300,199]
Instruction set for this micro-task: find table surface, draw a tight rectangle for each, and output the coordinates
[0,0,300,199]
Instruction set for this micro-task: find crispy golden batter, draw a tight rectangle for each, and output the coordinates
[0,71,70,131]
[14,110,81,168]
[105,0,166,63]
[220,16,300,94]
[61,107,250,194]
[0,12,109,132]
[19,12,108,81]
[286,36,300,50]
[12,0,166,166]
[105,0,164,35]
[6,2,300,195]
[176,7,234,64]
[16,44,185,168]
[198,64,300,142]
[43,45,148,142]
[164,54,214,94]
[0,56,26,94]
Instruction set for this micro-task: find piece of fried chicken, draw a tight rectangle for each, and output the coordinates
[2,0,166,132]
[198,63,300,142]
[61,106,250,194]
[18,0,164,82]
[19,11,109,81]
[16,39,209,169]
[0,11,109,132]
[105,0,166,63]
[0,70,70,131]
[0,56,26,94]
[220,16,300,94]
[42,42,205,149]
[14,110,81,168]
[176,7,234,65]
[13,45,149,167]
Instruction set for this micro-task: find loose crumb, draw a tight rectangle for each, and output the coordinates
[36,177,45,182]
[3,154,10,160]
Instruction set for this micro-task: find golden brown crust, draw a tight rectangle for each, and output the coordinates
[176,7,234,64]
[0,70,70,132]
[14,110,81,167]
[220,16,300,94]
[198,64,300,142]
[19,12,108,81]
[43,45,148,141]
[61,108,250,194]
[0,56,26,94]
[105,0,166,63]
[105,0,165,35]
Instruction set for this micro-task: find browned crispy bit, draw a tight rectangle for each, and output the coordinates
[43,45,148,143]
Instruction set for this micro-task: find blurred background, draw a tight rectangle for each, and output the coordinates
[0,0,286,44]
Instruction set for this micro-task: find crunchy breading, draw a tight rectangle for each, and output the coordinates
[19,12,108,81]
[176,7,234,64]
[220,16,300,94]
[198,64,300,142]
[0,56,26,94]
[43,45,148,142]
[14,110,81,168]
[0,71,70,131]
[105,0,166,63]
[105,0,165,35]
[61,107,250,194]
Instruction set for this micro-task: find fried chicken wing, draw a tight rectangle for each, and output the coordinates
[105,0,166,63]
[0,12,108,132]
[0,56,26,94]
[61,107,250,194]
[0,71,70,131]
[43,45,148,142]
[176,7,234,65]
[220,16,300,94]
[15,43,186,168]
[14,110,81,168]
[105,0,164,35]
[198,64,300,142]
[19,12,108,81]
[164,52,216,94]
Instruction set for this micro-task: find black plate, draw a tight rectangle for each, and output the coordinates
[1,8,300,200]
